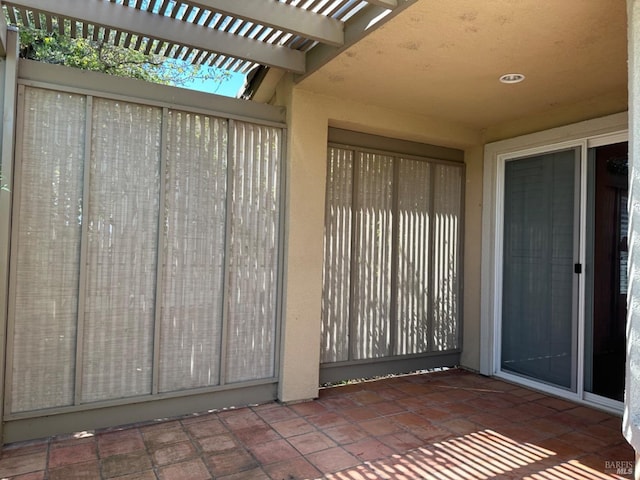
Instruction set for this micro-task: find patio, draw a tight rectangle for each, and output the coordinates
[0,368,632,480]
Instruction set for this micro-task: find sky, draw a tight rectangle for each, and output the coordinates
[182,69,247,98]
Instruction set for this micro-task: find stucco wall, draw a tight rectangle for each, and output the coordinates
[276,79,485,402]
[460,146,484,370]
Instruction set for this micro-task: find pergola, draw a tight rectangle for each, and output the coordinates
[0,0,415,91]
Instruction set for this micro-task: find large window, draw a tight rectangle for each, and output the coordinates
[321,141,463,367]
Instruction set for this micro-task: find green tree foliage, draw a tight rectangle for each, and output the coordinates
[18,25,230,88]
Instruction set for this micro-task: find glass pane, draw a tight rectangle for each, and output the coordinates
[431,163,462,351]
[321,147,353,363]
[352,152,394,360]
[501,149,577,390]
[585,142,627,401]
[396,158,431,355]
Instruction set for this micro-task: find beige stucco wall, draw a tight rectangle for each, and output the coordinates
[276,77,485,402]
[460,146,484,370]
[274,69,629,403]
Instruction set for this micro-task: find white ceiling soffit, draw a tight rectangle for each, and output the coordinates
[1,0,413,75]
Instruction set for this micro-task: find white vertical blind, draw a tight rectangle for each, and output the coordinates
[321,147,353,363]
[353,152,394,359]
[225,121,281,383]
[159,111,227,392]
[396,158,431,355]
[321,146,463,364]
[82,99,161,402]
[432,163,462,351]
[10,88,85,412]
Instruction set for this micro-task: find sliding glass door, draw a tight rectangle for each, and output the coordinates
[501,148,580,391]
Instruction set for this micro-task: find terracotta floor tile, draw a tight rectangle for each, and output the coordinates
[306,446,360,474]
[139,420,183,433]
[101,449,152,478]
[414,405,452,422]
[471,395,515,411]
[358,417,403,436]
[343,438,395,461]
[417,391,455,405]
[233,425,280,447]
[535,396,580,412]
[289,401,329,417]
[495,404,538,422]
[48,460,100,480]
[555,429,609,453]
[581,422,628,444]
[408,424,453,443]
[50,435,95,449]
[342,406,379,422]
[206,448,257,477]
[184,418,228,438]
[599,441,635,461]
[142,427,190,450]
[350,390,385,405]
[378,431,424,452]
[263,457,322,480]
[396,396,428,411]
[1,440,48,459]
[390,412,433,429]
[180,413,216,425]
[287,431,336,455]
[0,451,47,477]
[565,406,615,424]
[323,423,369,445]
[527,417,573,438]
[442,401,480,417]
[467,412,514,429]
[376,387,410,401]
[219,410,267,431]
[157,458,212,480]
[253,404,299,424]
[0,370,631,480]
[48,442,97,469]
[217,466,270,479]
[9,471,46,480]
[306,412,348,429]
[152,440,198,465]
[371,400,408,416]
[249,438,300,464]
[271,417,315,438]
[317,396,358,410]
[545,410,591,429]
[197,433,238,453]
[97,430,145,457]
[110,470,157,480]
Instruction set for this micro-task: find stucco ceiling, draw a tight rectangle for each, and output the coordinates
[296,0,628,132]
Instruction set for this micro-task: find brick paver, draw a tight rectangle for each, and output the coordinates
[0,369,633,479]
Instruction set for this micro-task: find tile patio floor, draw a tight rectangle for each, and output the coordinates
[0,368,634,479]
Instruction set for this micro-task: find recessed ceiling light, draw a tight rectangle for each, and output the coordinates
[499,73,525,84]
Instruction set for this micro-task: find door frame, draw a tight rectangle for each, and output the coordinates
[480,113,628,413]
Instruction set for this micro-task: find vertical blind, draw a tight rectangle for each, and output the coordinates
[321,146,462,364]
[9,86,282,413]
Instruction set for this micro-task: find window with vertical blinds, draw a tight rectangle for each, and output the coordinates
[321,144,463,366]
[8,86,283,414]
